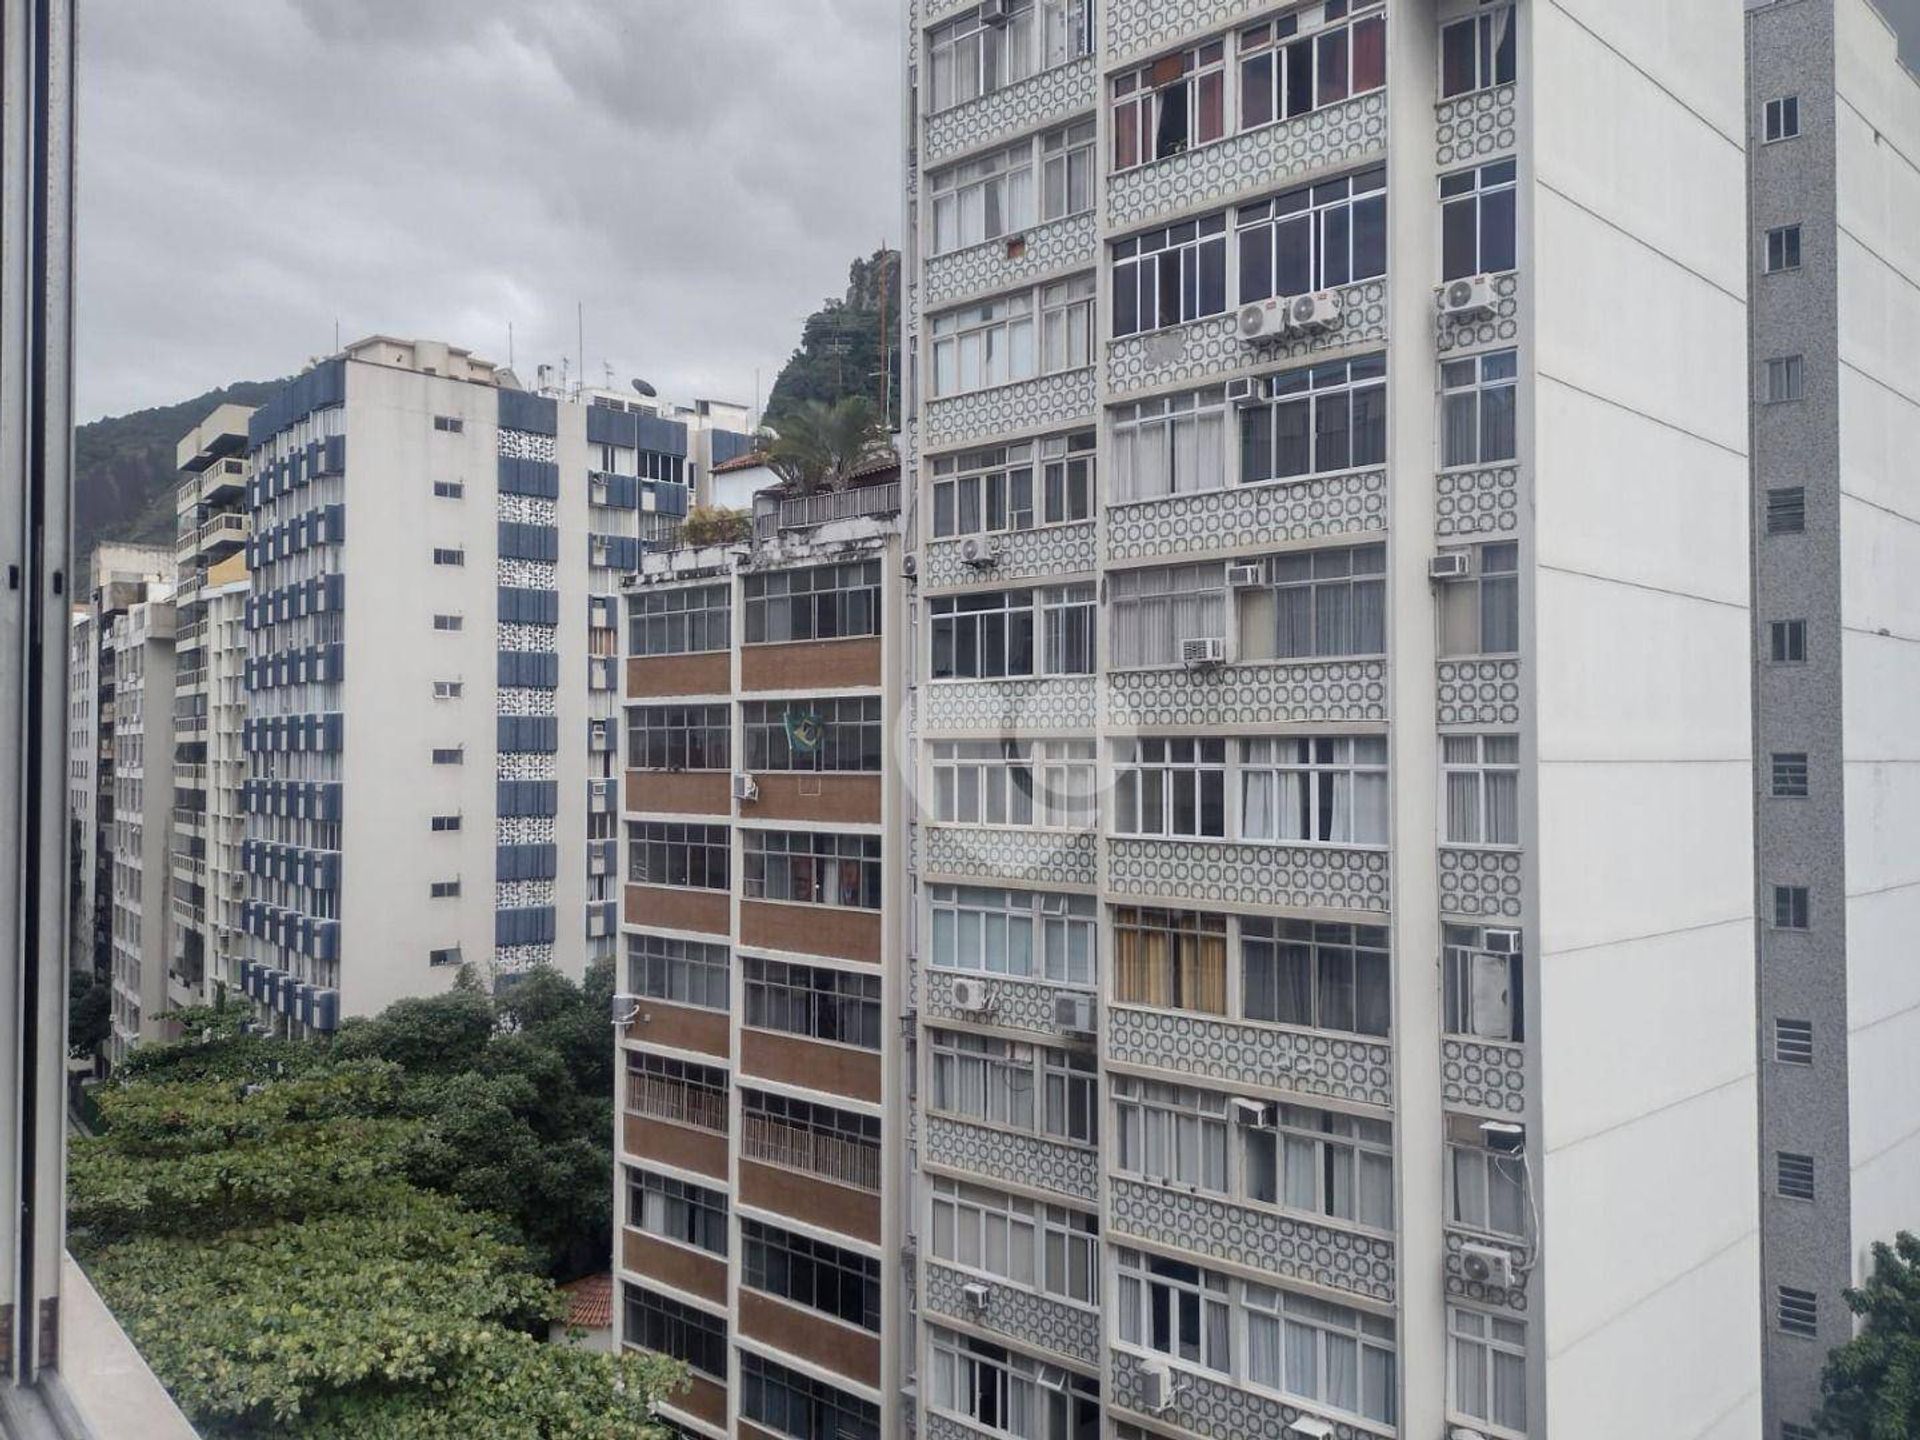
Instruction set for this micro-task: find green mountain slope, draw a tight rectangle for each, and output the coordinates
[765,249,901,430]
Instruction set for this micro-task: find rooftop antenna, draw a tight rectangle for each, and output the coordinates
[576,301,584,400]
[333,318,340,353]
[508,321,515,369]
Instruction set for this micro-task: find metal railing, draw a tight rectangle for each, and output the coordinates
[627,1075,728,1133]
[779,482,901,531]
[742,1113,881,1192]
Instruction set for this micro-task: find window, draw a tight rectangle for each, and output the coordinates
[1441,160,1518,280]
[929,885,1097,986]
[930,434,1095,537]
[628,1168,728,1256]
[1111,41,1227,171]
[931,292,1035,395]
[740,1352,880,1440]
[742,697,883,773]
[627,704,730,771]
[1443,735,1520,845]
[1438,541,1520,657]
[928,1328,1101,1440]
[1244,1103,1393,1227]
[430,746,463,765]
[1112,1075,1228,1190]
[1772,752,1809,798]
[742,829,882,909]
[1765,354,1805,403]
[742,1090,882,1192]
[1240,736,1388,844]
[1237,166,1388,300]
[432,680,463,700]
[931,141,1034,255]
[1043,584,1096,673]
[744,560,881,643]
[1112,739,1227,838]
[1774,885,1810,931]
[1243,918,1391,1036]
[429,945,462,966]
[1040,431,1095,521]
[1240,355,1387,487]
[1246,1283,1397,1424]
[1115,1248,1231,1372]
[929,1030,1096,1143]
[1108,563,1227,667]
[1777,1151,1815,1201]
[628,583,731,656]
[1450,1307,1527,1435]
[626,1051,729,1132]
[1765,95,1801,143]
[1441,3,1517,98]
[627,821,731,890]
[1449,1117,1528,1239]
[1111,387,1230,500]
[1112,215,1228,337]
[623,1285,727,1379]
[744,957,883,1049]
[1776,1019,1815,1069]
[431,547,465,567]
[925,0,1092,114]
[432,613,463,632]
[1041,118,1096,220]
[1441,348,1518,467]
[430,814,462,832]
[628,933,730,1010]
[1238,4,1386,129]
[1444,923,1525,1042]
[1766,224,1803,273]
[1041,274,1096,371]
[1112,906,1228,1012]
[929,1178,1099,1304]
[433,480,464,499]
[432,414,464,433]
[741,1218,881,1330]
[1770,619,1807,663]
[1767,487,1806,535]
[429,879,461,899]
[1778,1285,1818,1337]
[931,740,1097,828]
[930,590,1034,678]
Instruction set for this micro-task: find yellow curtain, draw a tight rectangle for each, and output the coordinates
[1114,913,1174,1008]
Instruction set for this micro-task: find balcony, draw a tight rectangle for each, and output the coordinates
[921,824,1097,890]
[1108,1347,1389,1440]
[922,1114,1097,1204]
[922,519,1095,591]
[1105,467,1385,565]
[921,675,1097,734]
[1106,1003,1393,1110]
[1107,836,1389,915]
[924,211,1098,309]
[921,968,1095,1045]
[778,481,900,531]
[922,54,1097,168]
[922,1262,1101,1369]
[622,1093,728,1181]
[924,368,1096,451]
[742,1111,882,1195]
[1107,656,1387,729]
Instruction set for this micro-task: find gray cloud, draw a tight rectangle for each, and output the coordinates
[77,0,900,420]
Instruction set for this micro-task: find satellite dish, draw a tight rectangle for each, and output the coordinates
[631,378,657,398]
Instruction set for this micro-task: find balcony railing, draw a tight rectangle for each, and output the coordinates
[628,1075,727,1133]
[778,482,900,531]
[742,1113,881,1193]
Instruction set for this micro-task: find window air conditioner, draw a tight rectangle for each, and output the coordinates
[951,977,993,1013]
[978,0,1013,24]
[1138,1358,1175,1413]
[1227,562,1266,589]
[732,773,759,803]
[1437,273,1498,321]
[1429,551,1472,581]
[1478,1119,1526,1154]
[1460,1241,1515,1289]
[1285,1419,1336,1440]
[1180,636,1225,668]
[1039,892,1069,916]
[1229,1097,1273,1126]
[1286,290,1343,333]
[961,1281,991,1311]
[959,536,1002,569]
[1482,927,1522,955]
[1224,376,1267,406]
[1054,992,1096,1035]
[1237,300,1288,342]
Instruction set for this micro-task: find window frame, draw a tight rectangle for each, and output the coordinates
[1107,562,1228,668]
[741,828,883,910]
[743,560,882,645]
[1439,348,1519,469]
[1440,3,1517,99]
[1437,540,1520,658]
[1448,1305,1528,1437]
[1440,159,1518,281]
[628,932,731,1011]
[628,1166,730,1256]
[1441,733,1521,847]
[628,582,732,657]
[626,820,732,892]
[1111,214,1229,337]
[741,696,883,774]
[1764,95,1801,143]
[1112,738,1228,839]
[1765,224,1803,274]
[743,956,884,1050]
[928,883,1097,987]
[930,739,1097,829]
[1236,165,1388,302]
[1238,735,1389,846]
[1242,916,1392,1038]
[626,703,731,772]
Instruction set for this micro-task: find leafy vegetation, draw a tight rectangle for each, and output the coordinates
[764,249,900,429]
[1818,1231,1920,1438]
[679,503,752,546]
[69,962,682,1438]
[761,395,894,495]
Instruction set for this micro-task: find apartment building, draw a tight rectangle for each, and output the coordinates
[170,404,254,1008]
[68,608,97,981]
[609,464,908,1440]
[1746,4,1920,1436]
[105,585,177,1062]
[237,337,691,1030]
[896,3,1758,1440]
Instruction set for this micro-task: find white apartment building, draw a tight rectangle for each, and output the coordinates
[892,3,1760,1440]
[238,338,690,1029]
[106,588,176,1062]
[68,609,97,981]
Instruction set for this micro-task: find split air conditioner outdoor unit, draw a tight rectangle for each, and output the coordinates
[1286,290,1343,333]
[1180,636,1225,668]
[1429,550,1472,580]
[1237,299,1288,342]
[732,773,759,803]
[1054,992,1096,1036]
[1461,1241,1515,1289]
[1138,1358,1175,1414]
[951,977,993,1013]
[1227,562,1266,588]
[960,536,1002,568]
[1437,273,1498,320]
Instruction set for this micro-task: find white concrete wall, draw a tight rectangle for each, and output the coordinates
[1529,1,1760,1435]
[1835,0,1920,1278]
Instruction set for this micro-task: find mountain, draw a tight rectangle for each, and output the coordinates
[73,379,282,564]
[764,249,901,431]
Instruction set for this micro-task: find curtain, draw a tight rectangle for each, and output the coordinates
[1324,1333,1360,1413]
[1247,1312,1281,1388]
[1352,770,1388,843]
[1443,390,1479,467]
[1284,1320,1319,1399]
[1315,580,1351,656]
[1446,772,1481,843]
[1487,770,1519,844]
[1243,771,1275,840]
[1284,1137,1319,1211]
[1353,576,1386,653]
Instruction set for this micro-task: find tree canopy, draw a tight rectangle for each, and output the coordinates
[761,395,894,495]
[1818,1231,1920,1439]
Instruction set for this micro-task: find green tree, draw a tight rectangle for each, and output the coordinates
[1818,1231,1920,1439]
[762,396,894,496]
[67,968,111,1057]
[764,249,900,429]
[331,989,497,1076]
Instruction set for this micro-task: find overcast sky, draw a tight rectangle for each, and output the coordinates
[76,1,1919,423]
[76,0,900,421]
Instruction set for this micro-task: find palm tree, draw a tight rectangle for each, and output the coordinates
[761,397,892,495]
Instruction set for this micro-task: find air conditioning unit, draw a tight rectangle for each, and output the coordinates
[1229,1096,1273,1127]
[1237,299,1288,342]
[610,993,643,1026]
[1285,1419,1336,1440]
[1286,290,1343,333]
[951,977,993,1013]
[1449,1428,1494,1440]
[732,773,759,803]
[1483,926,1522,955]
[1180,636,1225,668]
[1138,1358,1175,1414]
[959,536,1002,569]
[1054,992,1096,1035]
[1437,273,1498,321]
[1039,892,1069,916]
[1227,562,1266,589]
[1461,1241,1515,1289]
[961,1281,991,1312]
[978,0,1013,23]
[1429,551,1472,581]
[1224,376,1268,406]
[1479,1119,1526,1154]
